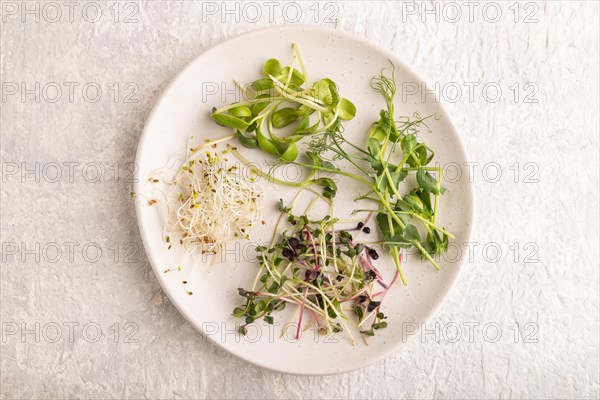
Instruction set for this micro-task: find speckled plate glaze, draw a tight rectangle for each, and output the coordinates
[135,26,474,375]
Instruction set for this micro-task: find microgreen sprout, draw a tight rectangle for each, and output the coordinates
[296,66,454,281]
[152,136,262,257]
[210,44,356,162]
[224,63,454,281]
[233,196,397,344]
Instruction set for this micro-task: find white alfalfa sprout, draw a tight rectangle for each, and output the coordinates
[158,136,262,257]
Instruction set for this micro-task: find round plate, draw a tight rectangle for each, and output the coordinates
[135,26,474,375]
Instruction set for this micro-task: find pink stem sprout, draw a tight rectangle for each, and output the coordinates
[296,286,309,340]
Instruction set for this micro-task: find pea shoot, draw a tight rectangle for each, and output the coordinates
[304,67,454,281]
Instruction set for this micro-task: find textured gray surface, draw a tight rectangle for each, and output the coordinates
[1,1,599,399]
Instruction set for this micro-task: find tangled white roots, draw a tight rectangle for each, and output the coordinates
[163,147,262,256]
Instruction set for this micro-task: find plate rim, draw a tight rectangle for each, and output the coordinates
[134,24,476,376]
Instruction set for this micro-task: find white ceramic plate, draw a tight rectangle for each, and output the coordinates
[135,26,474,375]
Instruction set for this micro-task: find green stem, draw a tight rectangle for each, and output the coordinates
[413,241,441,270]
[403,212,455,239]
[229,146,310,187]
[269,75,330,113]
[191,134,236,153]
[292,162,375,189]
[212,97,283,115]
[392,243,407,286]
[327,147,372,177]
[433,167,443,224]
[335,134,370,156]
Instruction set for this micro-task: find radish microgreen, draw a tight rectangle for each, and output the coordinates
[233,197,396,343]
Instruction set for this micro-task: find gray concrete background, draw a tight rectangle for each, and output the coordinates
[1,1,599,398]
